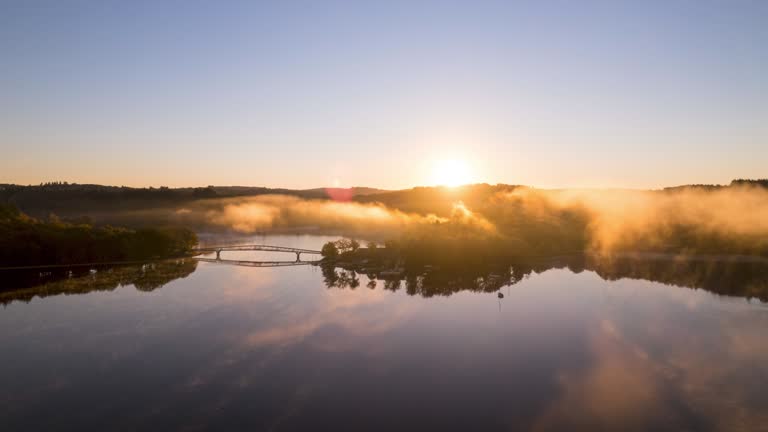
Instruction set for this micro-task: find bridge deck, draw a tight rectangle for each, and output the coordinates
[192,244,322,254]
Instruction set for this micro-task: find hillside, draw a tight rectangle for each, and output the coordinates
[0,183,387,219]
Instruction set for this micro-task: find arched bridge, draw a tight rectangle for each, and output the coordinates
[192,244,322,262]
[196,258,314,267]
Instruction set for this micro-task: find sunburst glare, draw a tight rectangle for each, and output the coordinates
[431,159,473,187]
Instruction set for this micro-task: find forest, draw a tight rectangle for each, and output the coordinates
[2,179,768,267]
[0,204,197,267]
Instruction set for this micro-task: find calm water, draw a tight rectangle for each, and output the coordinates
[2,235,768,431]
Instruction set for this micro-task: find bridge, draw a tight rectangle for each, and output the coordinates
[191,244,323,262]
[195,257,315,267]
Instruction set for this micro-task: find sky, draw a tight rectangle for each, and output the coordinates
[1,0,766,189]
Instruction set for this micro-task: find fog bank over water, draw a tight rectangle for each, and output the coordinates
[5,181,766,256]
[171,184,768,256]
[202,196,446,235]
[503,185,768,253]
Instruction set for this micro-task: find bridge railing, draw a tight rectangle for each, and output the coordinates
[192,244,322,254]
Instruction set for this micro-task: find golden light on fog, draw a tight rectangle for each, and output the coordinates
[431,159,473,187]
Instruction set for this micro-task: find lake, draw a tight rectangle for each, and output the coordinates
[1,235,768,431]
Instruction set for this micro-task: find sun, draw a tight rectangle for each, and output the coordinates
[431,159,472,187]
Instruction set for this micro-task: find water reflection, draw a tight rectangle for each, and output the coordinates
[0,248,767,431]
[324,253,768,301]
[2,253,767,306]
[0,259,197,305]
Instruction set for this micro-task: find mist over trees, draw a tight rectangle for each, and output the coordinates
[2,180,768,265]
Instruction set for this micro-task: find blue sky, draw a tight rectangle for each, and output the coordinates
[1,0,766,188]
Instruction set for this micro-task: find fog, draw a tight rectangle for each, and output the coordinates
[544,185,768,253]
[143,184,768,256]
[174,195,447,238]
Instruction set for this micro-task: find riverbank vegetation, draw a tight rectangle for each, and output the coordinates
[324,181,768,264]
[320,182,768,277]
[0,205,197,267]
[3,180,768,264]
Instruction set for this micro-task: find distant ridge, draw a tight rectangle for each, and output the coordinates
[1,179,765,220]
[663,179,768,191]
[0,182,388,218]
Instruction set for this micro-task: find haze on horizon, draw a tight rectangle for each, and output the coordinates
[1,1,766,190]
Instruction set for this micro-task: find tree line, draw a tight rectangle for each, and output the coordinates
[0,204,198,267]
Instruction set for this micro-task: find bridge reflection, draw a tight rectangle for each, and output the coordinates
[195,258,317,267]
